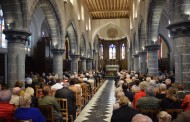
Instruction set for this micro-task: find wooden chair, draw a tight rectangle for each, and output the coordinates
[14,119,33,122]
[166,109,183,120]
[38,105,54,122]
[56,98,73,122]
[138,108,159,122]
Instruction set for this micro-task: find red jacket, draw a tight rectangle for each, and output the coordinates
[0,102,15,122]
[133,91,146,109]
[181,94,190,111]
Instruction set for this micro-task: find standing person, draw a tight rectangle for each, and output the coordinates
[55,83,77,120]
[38,85,62,122]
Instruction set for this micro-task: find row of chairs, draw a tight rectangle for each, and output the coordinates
[138,108,184,122]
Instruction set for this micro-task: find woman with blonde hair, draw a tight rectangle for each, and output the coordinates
[158,111,171,122]
[24,87,38,107]
[111,96,138,122]
[14,94,45,122]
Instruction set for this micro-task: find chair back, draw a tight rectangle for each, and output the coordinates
[166,109,183,120]
[14,119,33,122]
[38,105,54,122]
[56,98,73,122]
[138,108,159,122]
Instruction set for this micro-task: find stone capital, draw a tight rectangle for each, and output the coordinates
[133,54,139,58]
[80,56,87,60]
[167,21,190,38]
[87,58,93,61]
[138,51,147,55]
[3,29,31,44]
[70,54,80,59]
[51,49,65,55]
[145,44,160,52]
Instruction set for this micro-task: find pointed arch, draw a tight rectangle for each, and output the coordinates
[80,33,87,57]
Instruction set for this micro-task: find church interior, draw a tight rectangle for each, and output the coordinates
[0,0,190,122]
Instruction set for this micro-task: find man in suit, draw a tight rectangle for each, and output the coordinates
[55,83,77,121]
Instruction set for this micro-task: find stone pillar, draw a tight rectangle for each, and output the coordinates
[3,29,31,88]
[51,49,65,78]
[145,44,160,77]
[130,58,134,71]
[167,21,190,88]
[80,57,87,72]
[133,54,139,72]
[70,55,79,74]
[86,58,93,71]
[138,51,147,74]
[127,50,131,71]
[94,52,99,71]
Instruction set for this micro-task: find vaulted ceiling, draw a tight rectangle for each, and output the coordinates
[84,0,132,19]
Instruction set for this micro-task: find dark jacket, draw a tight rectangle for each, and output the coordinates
[55,87,77,119]
[111,105,138,122]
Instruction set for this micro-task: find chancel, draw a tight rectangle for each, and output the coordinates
[0,0,190,122]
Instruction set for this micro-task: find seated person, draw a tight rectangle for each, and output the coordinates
[111,96,138,122]
[155,83,167,100]
[24,87,38,108]
[113,91,125,110]
[0,89,15,122]
[160,87,181,110]
[181,93,190,111]
[14,94,45,122]
[172,111,190,122]
[38,85,62,122]
[9,87,21,107]
[137,87,160,109]
[157,111,171,122]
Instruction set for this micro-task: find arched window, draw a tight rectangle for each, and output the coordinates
[121,43,125,59]
[99,44,103,59]
[0,9,7,48]
[109,44,116,59]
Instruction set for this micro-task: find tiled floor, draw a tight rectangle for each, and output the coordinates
[75,79,115,122]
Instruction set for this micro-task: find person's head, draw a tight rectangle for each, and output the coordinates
[122,82,128,90]
[146,77,151,83]
[159,83,167,91]
[165,79,171,86]
[12,87,21,96]
[139,82,148,91]
[116,91,125,101]
[118,96,130,106]
[158,111,171,122]
[0,89,12,103]
[42,85,51,96]
[69,78,77,85]
[167,87,178,101]
[19,94,32,107]
[15,81,23,88]
[145,87,155,97]
[132,114,152,122]
[24,87,34,96]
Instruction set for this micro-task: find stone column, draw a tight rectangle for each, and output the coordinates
[145,44,160,77]
[133,54,139,72]
[127,50,130,71]
[51,49,65,78]
[3,29,31,88]
[86,58,93,71]
[80,57,87,72]
[70,55,79,74]
[94,52,99,71]
[138,51,147,74]
[167,21,190,88]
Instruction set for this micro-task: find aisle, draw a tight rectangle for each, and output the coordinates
[75,79,115,122]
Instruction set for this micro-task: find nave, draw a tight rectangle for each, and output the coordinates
[75,79,115,122]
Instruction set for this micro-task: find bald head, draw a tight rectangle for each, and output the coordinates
[0,89,12,102]
[12,87,21,96]
[132,114,152,122]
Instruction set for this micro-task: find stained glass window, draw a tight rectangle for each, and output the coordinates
[99,44,103,59]
[0,9,7,48]
[121,44,125,59]
[109,44,116,59]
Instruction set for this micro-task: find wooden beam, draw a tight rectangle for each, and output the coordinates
[89,9,129,13]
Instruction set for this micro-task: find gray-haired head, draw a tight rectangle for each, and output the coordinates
[0,89,12,102]
[132,114,152,122]
[146,87,155,97]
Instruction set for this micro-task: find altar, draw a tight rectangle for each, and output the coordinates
[105,65,119,77]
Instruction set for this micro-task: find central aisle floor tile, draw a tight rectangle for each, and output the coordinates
[74,79,115,122]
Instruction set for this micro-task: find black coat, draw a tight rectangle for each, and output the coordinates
[111,105,138,122]
[55,87,77,119]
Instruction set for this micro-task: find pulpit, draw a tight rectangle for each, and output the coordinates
[105,65,119,77]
